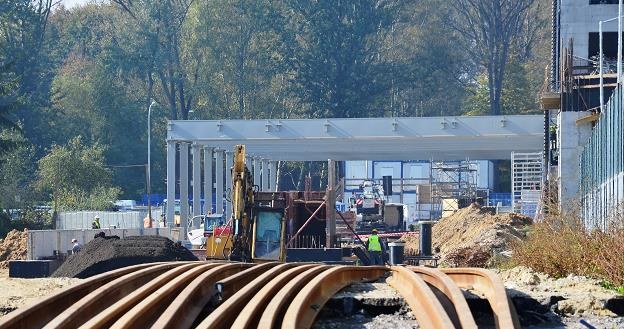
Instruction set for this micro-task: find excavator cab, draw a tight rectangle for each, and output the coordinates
[252,209,285,261]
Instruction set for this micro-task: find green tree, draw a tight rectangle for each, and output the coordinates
[450,0,537,115]
[188,0,295,120]
[0,66,20,155]
[464,57,542,115]
[36,137,121,211]
[0,135,36,209]
[111,0,196,120]
[286,0,398,118]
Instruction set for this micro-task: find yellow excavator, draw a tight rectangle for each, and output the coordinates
[204,145,286,262]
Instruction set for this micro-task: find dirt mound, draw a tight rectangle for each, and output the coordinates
[52,235,197,278]
[0,230,28,268]
[404,203,532,267]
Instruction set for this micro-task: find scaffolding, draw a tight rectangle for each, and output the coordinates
[511,152,543,218]
[430,161,478,219]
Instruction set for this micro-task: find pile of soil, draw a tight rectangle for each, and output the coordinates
[52,235,197,278]
[403,203,532,267]
[0,230,27,268]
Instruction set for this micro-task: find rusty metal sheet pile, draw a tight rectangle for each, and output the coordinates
[0,262,519,329]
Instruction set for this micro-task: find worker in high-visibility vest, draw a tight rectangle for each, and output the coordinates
[366,229,383,265]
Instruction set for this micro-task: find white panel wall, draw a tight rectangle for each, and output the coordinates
[27,228,173,260]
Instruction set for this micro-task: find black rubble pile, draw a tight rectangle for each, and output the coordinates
[52,235,197,278]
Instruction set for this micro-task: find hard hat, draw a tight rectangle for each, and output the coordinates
[71,239,78,243]
[94,215,100,219]
[372,229,378,233]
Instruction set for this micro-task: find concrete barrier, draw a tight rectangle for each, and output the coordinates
[27,228,173,260]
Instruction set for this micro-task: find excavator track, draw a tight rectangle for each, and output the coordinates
[0,262,519,329]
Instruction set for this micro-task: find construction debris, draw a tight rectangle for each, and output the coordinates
[0,230,27,269]
[52,235,197,278]
[403,204,532,267]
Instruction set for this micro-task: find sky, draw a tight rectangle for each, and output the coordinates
[61,0,93,9]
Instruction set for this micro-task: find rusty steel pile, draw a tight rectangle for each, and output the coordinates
[0,262,519,329]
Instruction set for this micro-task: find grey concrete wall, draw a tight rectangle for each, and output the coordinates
[557,111,593,207]
[560,1,619,59]
[27,228,173,260]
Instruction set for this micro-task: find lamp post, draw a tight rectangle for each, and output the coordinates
[599,16,624,110]
[619,0,622,83]
[147,100,157,227]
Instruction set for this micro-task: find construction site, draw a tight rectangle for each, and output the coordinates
[3,1,624,329]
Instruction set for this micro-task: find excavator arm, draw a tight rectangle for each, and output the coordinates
[229,145,255,261]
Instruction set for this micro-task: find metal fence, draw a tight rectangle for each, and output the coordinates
[57,209,164,229]
[580,86,624,230]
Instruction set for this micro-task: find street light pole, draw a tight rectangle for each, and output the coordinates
[599,16,624,110]
[147,100,156,227]
[600,20,604,110]
[619,0,622,83]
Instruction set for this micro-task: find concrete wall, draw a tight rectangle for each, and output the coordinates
[27,228,173,260]
[557,111,593,207]
[560,1,619,59]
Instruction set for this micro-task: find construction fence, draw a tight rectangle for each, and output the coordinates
[580,86,624,230]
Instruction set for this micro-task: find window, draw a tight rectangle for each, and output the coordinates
[253,210,282,260]
[588,32,618,60]
[590,0,618,4]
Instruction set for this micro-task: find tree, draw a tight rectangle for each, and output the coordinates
[378,0,471,117]
[0,66,20,155]
[36,137,121,211]
[286,0,398,118]
[0,0,55,145]
[111,0,195,120]
[188,0,295,120]
[450,0,535,115]
[0,136,36,209]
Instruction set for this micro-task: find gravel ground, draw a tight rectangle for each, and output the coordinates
[498,266,624,317]
[314,311,419,329]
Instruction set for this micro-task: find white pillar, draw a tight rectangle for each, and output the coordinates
[166,141,176,228]
[225,151,234,220]
[262,158,270,192]
[215,150,224,215]
[253,156,261,188]
[246,155,252,175]
[269,160,278,191]
[204,147,213,214]
[179,143,189,237]
[192,143,201,218]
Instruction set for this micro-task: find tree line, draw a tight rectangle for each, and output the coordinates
[0,0,548,215]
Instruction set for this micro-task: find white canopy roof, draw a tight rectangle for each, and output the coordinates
[167,115,543,161]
